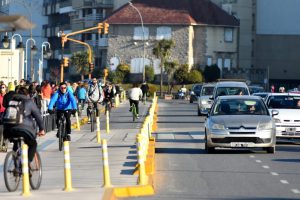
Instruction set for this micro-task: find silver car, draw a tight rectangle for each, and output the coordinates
[205,96,278,153]
[198,83,215,116]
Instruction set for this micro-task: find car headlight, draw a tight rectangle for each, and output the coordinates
[201,100,207,105]
[211,123,225,130]
[258,122,273,130]
[273,118,281,123]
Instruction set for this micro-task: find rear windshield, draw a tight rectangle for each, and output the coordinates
[216,87,249,97]
[267,95,300,109]
[201,86,214,96]
[212,99,268,116]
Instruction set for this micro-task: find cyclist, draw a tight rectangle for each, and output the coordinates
[86,78,103,122]
[3,87,45,164]
[48,82,77,141]
[140,81,149,102]
[103,82,115,109]
[128,83,143,119]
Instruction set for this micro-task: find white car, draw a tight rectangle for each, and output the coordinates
[198,83,215,116]
[265,93,300,139]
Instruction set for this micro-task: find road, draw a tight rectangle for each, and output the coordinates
[131,99,300,200]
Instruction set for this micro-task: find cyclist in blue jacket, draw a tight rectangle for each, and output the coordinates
[48,82,77,141]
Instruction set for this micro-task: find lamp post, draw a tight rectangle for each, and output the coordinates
[11,34,24,49]
[129,2,145,82]
[39,41,51,83]
[25,38,37,80]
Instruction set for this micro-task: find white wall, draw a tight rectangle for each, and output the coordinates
[257,0,300,35]
[0,49,23,85]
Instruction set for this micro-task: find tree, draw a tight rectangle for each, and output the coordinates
[174,64,189,84]
[152,39,174,97]
[71,51,90,80]
[164,61,179,93]
[145,65,155,83]
[203,64,220,82]
[110,63,130,83]
[188,69,203,83]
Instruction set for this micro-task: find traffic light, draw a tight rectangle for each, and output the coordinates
[104,69,109,77]
[63,57,69,67]
[98,23,103,34]
[103,22,109,34]
[89,63,94,72]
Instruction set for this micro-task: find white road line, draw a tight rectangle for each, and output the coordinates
[280,180,289,184]
[270,172,279,176]
[255,160,262,163]
[249,155,255,158]
[291,189,300,194]
[262,165,270,169]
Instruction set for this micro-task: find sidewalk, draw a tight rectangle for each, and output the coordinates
[0,100,150,199]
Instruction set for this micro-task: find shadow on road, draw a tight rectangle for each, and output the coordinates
[156,139,204,143]
[272,158,300,163]
[156,147,205,154]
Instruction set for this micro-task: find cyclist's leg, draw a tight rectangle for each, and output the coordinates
[129,99,133,112]
[134,100,139,115]
[87,102,92,121]
[56,110,63,137]
[64,111,72,137]
[23,135,37,163]
[96,102,101,117]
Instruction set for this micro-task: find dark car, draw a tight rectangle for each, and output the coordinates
[249,86,265,94]
[190,84,203,103]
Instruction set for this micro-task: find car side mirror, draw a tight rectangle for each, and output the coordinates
[271,110,279,117]
[209,96,214,100]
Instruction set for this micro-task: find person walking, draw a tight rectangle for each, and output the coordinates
[140,81,149,102]
[128,83,143,118]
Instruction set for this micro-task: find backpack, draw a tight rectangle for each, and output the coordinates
[3,99,25,125]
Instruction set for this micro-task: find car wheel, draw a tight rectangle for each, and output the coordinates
[205,140,215,153]
[266,146,275,154]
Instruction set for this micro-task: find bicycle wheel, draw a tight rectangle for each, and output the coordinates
[91,110,95,132]
[132,104,137,122]
[4,151,21,192]
[58,122,64,151]
[29,152,42,190]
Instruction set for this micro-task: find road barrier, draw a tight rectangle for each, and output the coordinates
[102,139,112,187]
[137,134,148,185]
[106,111,110,134]
[75,112,80,131]
[63,141,73,192]
[115,94,120,108]
[22,144,31,197]
[96,116,101,143]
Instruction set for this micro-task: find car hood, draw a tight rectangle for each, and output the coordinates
[269,109,300,121]
[209,115,272,128]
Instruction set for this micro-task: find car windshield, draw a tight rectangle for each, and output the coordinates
[267,95,300,109]
[216,87,249,96]
[249,86,265,94]
[193,85,202,91]
[212,99,268,116]
[201,86,214,96]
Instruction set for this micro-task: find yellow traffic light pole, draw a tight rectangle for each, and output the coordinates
[60,23,109,81]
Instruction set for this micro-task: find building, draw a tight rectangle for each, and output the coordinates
[0,0,47,82]
[105,0,239,81]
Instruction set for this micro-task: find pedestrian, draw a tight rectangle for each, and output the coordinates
[140,81,149,101]
[271,85,275,93]
[41,81,52,113]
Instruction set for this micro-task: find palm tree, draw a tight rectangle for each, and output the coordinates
[152,39,174,97]
[71,51,90,80]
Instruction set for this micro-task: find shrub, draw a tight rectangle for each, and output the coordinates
[188,70,203,83]
[203,64,220,82]
[174,64,189,84]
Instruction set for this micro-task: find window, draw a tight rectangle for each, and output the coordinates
[224,59,231,69]
[224,28,233,42]
[156,26,171,40]
[217,58,223,69]
[207,57,212,66]
[133,26,149,40]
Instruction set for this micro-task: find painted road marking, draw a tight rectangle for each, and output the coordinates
[291,189,300,194]
[249,155,255,158]
[270,172,279,176]
[262,165,270,169]
[38,139,56,151]
[255,160,262,163]
[280,180,289,184]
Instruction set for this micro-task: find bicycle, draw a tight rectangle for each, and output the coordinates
[87,104,96,132]
[104,99,112,115]
[3,137,42,192]
[131,103,138,122]
[142,94,146,105]
[57,111,68,151]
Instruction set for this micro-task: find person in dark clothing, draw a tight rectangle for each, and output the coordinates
[3,87,45,162]
[140,82,149,100]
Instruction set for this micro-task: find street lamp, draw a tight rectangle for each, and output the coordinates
[128,1,146,82]
[2,35,10,48]
[25,38,37,80]
[11,33,24,49]
[39,41,51,82]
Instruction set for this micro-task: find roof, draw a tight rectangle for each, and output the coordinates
[105,0,239,26]
[267,93,300,96]
[218,95,262,100]
[216,81,248,87]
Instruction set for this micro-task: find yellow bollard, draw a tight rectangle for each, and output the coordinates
[106,111,110,134]
[22,144,31,197]
[96,116,101,143]
[137,135,148,185]
[63,141,73,191]
[102,139,112,187]
[75,112,80,131]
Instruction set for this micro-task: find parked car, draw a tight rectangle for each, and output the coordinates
[205,96,277,153]
[190,83,202,103]
[197,83,215,116]
[265,93,300,139]
[252,92,269,101]
[249,85,265,94]
[212,81,250,101]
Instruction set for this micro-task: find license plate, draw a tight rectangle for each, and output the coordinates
[230,142,251,147]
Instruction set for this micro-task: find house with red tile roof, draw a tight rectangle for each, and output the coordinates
[105,0,239,81]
